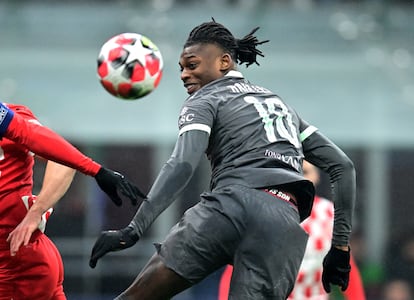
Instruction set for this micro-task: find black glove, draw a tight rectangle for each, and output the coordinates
[89,225,139,268]
[322,246,351,293]
[94,167,146,206]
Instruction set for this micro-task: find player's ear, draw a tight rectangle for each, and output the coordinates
[220,53,232,71]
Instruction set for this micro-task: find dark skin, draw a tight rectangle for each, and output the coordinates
[116,43,234,300]
[180,43,235,94]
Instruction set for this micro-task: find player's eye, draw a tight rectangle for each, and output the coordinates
[188,62,197,70]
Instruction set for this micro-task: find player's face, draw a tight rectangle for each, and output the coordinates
[179,43,232,95]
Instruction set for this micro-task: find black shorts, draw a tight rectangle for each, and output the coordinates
[157,184,308,299]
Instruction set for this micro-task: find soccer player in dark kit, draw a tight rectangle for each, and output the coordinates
[89,19,356,300]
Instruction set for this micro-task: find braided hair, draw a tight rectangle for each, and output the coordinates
[184,19,269,67]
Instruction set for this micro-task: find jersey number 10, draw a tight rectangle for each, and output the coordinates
[244,96,300,148]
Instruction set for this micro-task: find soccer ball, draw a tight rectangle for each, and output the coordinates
[97,33,163,100]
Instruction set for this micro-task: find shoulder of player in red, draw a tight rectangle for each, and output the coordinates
[1,102,100,176]
[0,102,15,137]
[6,103,37,120]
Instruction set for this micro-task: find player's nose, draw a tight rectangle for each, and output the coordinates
[180,68,191,82]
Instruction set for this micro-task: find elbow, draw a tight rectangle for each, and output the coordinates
[329,155,356,183]
[342,156,355,176]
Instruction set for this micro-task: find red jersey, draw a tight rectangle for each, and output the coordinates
[0,104,37,198]
[1,102,100,176]
[0,105,52,238]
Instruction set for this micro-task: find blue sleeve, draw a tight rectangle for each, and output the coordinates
[0,102,14,137]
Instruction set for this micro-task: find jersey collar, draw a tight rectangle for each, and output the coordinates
[225,70,243,78]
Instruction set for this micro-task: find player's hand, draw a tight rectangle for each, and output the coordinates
[89,226,139,268]
[7,210,42,256]
[94,167,146,206]
[322,246,351,293]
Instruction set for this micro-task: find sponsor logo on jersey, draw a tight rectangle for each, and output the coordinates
[264,149,301,171]
[180,106,189,115]
[178,106,195,126]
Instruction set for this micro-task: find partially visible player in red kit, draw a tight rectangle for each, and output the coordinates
[218,161,366,300]
[0,102,146,299]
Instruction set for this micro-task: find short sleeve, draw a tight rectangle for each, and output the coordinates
[178,97,216,136]
[299,118,318,142]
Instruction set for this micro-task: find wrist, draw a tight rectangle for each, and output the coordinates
[95,165,105,177]
[124,225,139,242]
[333,244,350,251]
[29,201,49,215]
[25,208,44,223]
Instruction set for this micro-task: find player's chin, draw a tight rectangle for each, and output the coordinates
[185,84,199,95]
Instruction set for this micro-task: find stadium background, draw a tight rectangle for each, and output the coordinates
[0,0,413,299]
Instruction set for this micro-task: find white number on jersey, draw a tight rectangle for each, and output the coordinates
[244,96,300,148]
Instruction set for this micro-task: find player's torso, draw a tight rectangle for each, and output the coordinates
[211,83,302,167]
[180,74,305,188]
[0,104,37,235]
[0,137,34,197]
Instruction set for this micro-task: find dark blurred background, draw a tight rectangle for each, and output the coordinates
[1,0,413,299]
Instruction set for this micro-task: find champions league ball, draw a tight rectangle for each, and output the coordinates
[97,33,163,100]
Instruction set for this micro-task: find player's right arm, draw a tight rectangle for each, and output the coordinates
[0,102,145,206]
[89,129,209,268]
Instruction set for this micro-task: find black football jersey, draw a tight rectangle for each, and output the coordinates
[132,71,354,245]
[178,71,317,191]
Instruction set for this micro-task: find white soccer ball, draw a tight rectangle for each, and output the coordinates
[97,33,163,100]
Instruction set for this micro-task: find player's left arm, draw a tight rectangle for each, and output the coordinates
[301,127,356,293]
[302,131,355,247]
[2,102,101,175]
[7,161,76,256]
[89,129,209,268]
